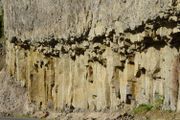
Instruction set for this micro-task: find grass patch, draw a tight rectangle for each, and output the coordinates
[133,104,153,114]
[153,94,164,110]
[133,94,164,114]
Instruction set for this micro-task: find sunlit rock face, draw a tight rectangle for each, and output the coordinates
[2,0,180,112]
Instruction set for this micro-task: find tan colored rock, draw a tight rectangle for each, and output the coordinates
[2,0,180,113]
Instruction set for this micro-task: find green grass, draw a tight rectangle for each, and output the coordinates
[133,104,153,114]
[153,94,164,110]
[133,94,164,114]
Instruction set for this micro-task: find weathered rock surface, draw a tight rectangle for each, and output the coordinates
[0,69,27,116]
[2,0,180,114]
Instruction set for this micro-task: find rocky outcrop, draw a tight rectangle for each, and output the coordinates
[2,0,180,113]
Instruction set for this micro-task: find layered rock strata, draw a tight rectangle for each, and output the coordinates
[2,0,180,112]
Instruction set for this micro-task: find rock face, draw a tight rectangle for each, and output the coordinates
[2,0,180,112]
[0,69,27,116]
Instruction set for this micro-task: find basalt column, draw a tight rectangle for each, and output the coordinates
[2,0,180,112]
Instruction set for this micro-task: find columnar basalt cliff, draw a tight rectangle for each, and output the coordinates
[2,0,180,113]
